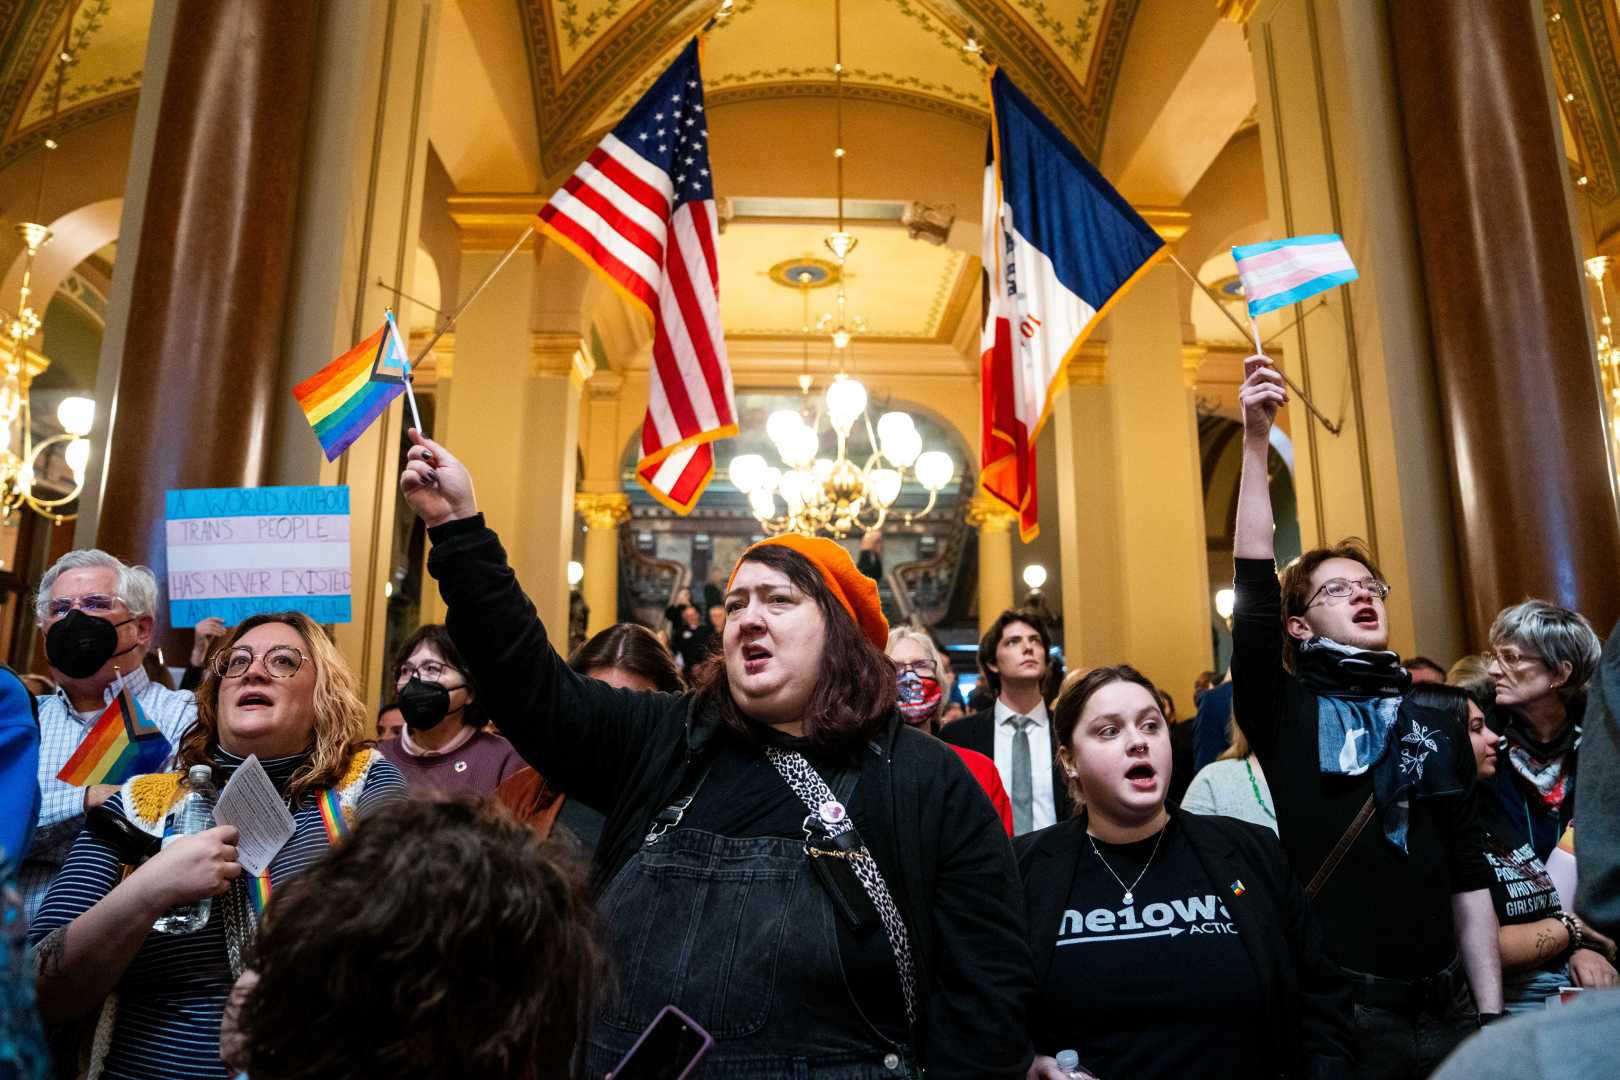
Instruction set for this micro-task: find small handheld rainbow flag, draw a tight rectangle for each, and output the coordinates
[293,312,416,461]
[56,682,172,787]
[1231,234,1359,317]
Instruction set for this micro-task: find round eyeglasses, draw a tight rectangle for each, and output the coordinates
[213,644,309,680]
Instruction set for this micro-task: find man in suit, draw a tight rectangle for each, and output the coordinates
[941,608,1071,834]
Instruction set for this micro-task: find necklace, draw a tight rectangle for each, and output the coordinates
[1244,759,1276,821]
[1088,823,1167,906]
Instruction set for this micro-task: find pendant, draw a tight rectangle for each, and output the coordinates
[1122,891,1134,906]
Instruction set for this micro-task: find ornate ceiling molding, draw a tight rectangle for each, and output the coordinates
[518,0,1142,181]
[1547,0,1620,206]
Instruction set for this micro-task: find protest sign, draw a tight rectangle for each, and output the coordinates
[165,486,352,625]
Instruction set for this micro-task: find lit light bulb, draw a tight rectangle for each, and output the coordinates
[16,463,32,496]
[787,425,820,468]
[57,396,94,437]
[876,411,914,452]
[914,450,954,491]
[813,457,836,484]
[1215,588,1236,620]
[727,453,768,493]
[831,328,851,349]
[884,425,922,468]
[780,469,809,510]
[1022,564,1047,590]
[748,488,777,520]
[868,468,902,508]
[824,375,867,435]
[567,560,585,587]
[767,409,805,454]
[64,437,90,477]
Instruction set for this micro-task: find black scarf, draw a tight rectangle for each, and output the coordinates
[1295,637,1463,852]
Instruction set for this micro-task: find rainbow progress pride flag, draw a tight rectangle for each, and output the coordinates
[293,313,411,461]
[1231,234,1359,317]
[56,683,171,787]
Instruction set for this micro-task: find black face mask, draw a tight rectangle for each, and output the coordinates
[396,678,464,731]
[46,610,137,679]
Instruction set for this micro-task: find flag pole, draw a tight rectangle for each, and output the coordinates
[408,224,536,367]
[1168,252,1341,436]
[385,308,426,433]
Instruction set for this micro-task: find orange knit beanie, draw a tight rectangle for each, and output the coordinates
[727,534,889,650]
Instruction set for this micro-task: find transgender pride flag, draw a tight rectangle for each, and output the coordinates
[1231,234,1359,317]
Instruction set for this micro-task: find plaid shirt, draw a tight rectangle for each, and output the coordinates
[20,666,195,922]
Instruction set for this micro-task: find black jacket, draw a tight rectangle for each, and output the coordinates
[1015,808,1356,1080]
[427,516,1035,1079]
[939,707,1075,822]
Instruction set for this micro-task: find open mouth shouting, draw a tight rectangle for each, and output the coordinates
[234,688,274,711]
[1351,606,1380,630]
[741,642,772,675]
[1124,761,1158,792]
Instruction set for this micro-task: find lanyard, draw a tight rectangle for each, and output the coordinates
[247,788,351,916]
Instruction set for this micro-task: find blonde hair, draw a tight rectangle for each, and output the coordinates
[885,626,948,727]
[179,612,372,805]
[1217,713,1251,761]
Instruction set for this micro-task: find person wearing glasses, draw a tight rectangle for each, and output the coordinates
[1481,601,1602,863]
[1233,355,1501,1076]
[29,612,405,1079]
[379,624,523,798]
[886,627,1013,835]
[19,549,199,922]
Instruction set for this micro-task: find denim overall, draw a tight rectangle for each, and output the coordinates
[583,820,915,1079]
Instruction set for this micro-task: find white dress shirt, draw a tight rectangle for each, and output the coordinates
[992,697,1056,833]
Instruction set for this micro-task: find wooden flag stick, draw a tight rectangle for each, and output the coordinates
[1168,252,1342,436]
[408,224,535,368]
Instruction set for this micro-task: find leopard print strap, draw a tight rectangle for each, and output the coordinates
[763,747,918,1026]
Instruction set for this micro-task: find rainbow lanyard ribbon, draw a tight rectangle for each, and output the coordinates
[247,788,351,916]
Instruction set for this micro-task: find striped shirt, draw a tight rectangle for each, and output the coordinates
[22,667,197,922]
[29,749,405,1079]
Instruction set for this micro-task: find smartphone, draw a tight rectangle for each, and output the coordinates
[607,1005,713,1080]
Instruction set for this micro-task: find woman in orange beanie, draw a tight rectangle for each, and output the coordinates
[401,431,1033,1080]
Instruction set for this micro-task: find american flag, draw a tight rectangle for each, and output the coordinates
[535,39,736,513]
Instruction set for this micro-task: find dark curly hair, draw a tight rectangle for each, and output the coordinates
[239,798,601,1080]
[691,543,897,753]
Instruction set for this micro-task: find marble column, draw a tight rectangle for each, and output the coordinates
[968,490,1018,637]
[1388,0,1620,642]
[576,492,630,637]
[93,0,320,591]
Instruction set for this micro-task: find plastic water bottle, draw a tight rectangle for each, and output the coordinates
[1055,1050,1082,1079]
[152,765,218,934]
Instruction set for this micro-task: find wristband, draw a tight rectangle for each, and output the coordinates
[1556,911,1584,959]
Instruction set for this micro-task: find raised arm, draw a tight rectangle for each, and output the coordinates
[402,430,672,811]
[1235,355,1285,560]
[1229,355,1291,759]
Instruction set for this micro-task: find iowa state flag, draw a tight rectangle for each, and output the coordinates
[981,69,1166,540]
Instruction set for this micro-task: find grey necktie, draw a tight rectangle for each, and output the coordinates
[1009,715,1035,835]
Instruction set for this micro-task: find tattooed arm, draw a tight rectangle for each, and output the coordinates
[30,814,240,1023]
[1497,917,1570,975]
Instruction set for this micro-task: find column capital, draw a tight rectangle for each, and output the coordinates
[531,332,595,385]
[586,370,626,400]
[575,490,631,529]
[1181,344,1208,389]
[448,195,544,251]
[1067,341,1108,386]
[1133,205,1191,248]
[966,489,1019,532]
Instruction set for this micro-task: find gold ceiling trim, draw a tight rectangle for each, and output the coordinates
[519,0,1142,178]
[1546,0,1620,206]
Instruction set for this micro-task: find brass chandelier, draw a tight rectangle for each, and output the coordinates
[725,0,955,538]
[0,23,95,524]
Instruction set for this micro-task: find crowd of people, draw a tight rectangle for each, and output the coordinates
[0,351,1615,1079]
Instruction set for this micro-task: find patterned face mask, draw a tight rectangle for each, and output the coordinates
[896,670,943,726]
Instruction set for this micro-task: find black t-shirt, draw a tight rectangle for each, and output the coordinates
[1038,823,1266,1080]
[1483,833,1563,970]
[1230,558,1492,979]
[678,727,908,1041]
